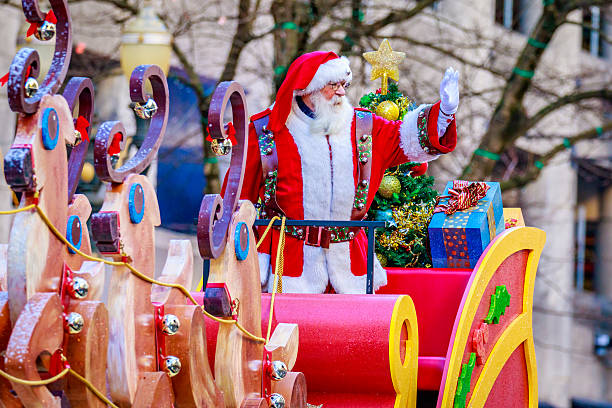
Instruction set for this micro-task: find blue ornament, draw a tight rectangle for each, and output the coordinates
[375,208,396,227]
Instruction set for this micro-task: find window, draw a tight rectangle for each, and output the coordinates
[582,6,606,58]
[495,0,521,31]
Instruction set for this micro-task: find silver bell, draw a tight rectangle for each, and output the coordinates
[35,21,56,41]
[133,98,158,119]
[24,77,39,98]
[164,355,181,377]
[211,139,232,156]
[270,393,285,408]
[71,277,89,299]
[66,312,84,334]
[269,360,287,381]
[161,314,180,336]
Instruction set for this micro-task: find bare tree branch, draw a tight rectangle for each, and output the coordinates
[462,3,571,179]
[361,0,437,36]
[525,88,612,130]
[501,121,612,190]
[563,19,612,45]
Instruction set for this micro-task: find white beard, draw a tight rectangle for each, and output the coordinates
[309,92,354,136]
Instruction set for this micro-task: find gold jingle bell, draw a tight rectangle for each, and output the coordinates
[66,312,84,334]
[161,314,180,336]
[270,360,288,381]
[133,98,158,119]
[71,277,89,299]
[375,100,400,120]
[24,77,39,98]
[73,129,82,145]
[270,393,286,408]
[211,138,232,156]
[35,21,56,41]
[164,355,181,377]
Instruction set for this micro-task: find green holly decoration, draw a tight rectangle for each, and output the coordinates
[454,353,476,408]
[484,285,511,324]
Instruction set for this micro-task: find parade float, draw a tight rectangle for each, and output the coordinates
[0,1,545,407]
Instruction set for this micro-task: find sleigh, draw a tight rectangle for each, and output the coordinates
[193,218,544,408]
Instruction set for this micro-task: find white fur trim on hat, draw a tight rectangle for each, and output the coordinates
[296,56,352,96]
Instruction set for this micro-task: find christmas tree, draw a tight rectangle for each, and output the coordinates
[361,40,439,268]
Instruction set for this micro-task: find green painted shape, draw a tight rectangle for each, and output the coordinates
[454,353,477,408]
[484,285,511,324]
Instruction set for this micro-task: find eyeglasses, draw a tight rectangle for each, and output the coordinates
[326,81,350,91]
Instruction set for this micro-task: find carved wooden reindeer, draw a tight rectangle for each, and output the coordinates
[151,240,224,407]
[1,1,108,406]
[199,82,306,408]
[92,66,180,407]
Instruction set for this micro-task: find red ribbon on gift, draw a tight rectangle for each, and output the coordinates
[26,10,57,38]
[434,180,490,215]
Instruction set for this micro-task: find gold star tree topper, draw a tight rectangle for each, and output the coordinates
[362,39,406,95]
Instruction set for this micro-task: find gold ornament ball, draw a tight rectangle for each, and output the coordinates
[377,253,388,267]
[81,162,95,183]
[378,175,401,198]
[375,100,400,120]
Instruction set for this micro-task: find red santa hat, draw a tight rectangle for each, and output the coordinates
[267,51,352,132]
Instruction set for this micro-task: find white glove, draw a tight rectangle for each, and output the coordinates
[439,67,460,115]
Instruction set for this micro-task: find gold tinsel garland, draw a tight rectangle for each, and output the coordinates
[376,202,434,268]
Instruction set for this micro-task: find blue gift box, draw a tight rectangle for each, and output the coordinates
[428,181,504,268]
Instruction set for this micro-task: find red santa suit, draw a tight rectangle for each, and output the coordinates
[226,51,457,294]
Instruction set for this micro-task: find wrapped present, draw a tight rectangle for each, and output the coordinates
[428,181,504,268]
[503,208,525,229]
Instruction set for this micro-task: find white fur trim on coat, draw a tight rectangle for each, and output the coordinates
[296,56,352,96]
[399,104,441,163]
[271,98,385,294]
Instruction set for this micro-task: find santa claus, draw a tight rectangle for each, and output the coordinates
[226,51,459,294]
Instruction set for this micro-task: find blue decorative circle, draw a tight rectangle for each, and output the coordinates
[234,222,249,261]
[41,108,59,150]
[129,183,145,224]
[66,215,82,254]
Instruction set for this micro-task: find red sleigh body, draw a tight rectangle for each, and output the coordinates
[199,225,544,408]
